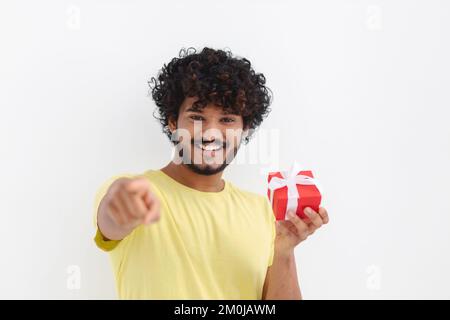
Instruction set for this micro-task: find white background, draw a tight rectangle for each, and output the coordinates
[1,0,449,299]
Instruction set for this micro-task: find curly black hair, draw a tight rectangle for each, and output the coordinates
[148,47,272,144]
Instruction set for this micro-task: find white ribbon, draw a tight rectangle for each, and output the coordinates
[268,162,322,218]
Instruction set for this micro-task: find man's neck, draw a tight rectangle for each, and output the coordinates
[160,161,225,192]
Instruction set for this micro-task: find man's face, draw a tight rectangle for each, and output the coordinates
[169,96,247,176]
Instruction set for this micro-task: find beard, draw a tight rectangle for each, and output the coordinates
[185,161,230,176]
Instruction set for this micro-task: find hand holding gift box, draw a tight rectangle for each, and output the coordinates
[267,162,322,220]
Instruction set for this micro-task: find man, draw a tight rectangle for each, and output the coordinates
[93,47,329,299]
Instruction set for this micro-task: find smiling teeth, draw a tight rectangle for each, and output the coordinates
[197,143,221,151]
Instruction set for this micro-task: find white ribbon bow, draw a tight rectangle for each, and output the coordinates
[268,162,322,218]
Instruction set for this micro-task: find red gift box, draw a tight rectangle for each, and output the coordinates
[267,164,322,220]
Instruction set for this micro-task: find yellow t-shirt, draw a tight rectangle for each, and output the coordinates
[93,169,276,299]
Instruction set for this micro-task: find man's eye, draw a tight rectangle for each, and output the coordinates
[190,115,204,121]
[221,118,235,123]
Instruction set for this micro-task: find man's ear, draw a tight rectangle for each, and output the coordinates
[240,125,253,143]
[242,125,250,138]
[168,116,177,134]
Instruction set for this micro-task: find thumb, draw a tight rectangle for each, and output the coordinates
[142,189,160,225]
[143,188,154,210]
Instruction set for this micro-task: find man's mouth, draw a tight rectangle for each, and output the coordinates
[193,141,224,158]
[195,142,222,151]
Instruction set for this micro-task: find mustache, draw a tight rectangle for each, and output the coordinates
[191,138,226,148]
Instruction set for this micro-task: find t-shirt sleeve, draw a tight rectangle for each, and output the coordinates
[262,196,276,267]
[93,174,132,252]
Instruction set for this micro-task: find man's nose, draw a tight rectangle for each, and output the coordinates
[201,121,224,143]
[202,131,222,143]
